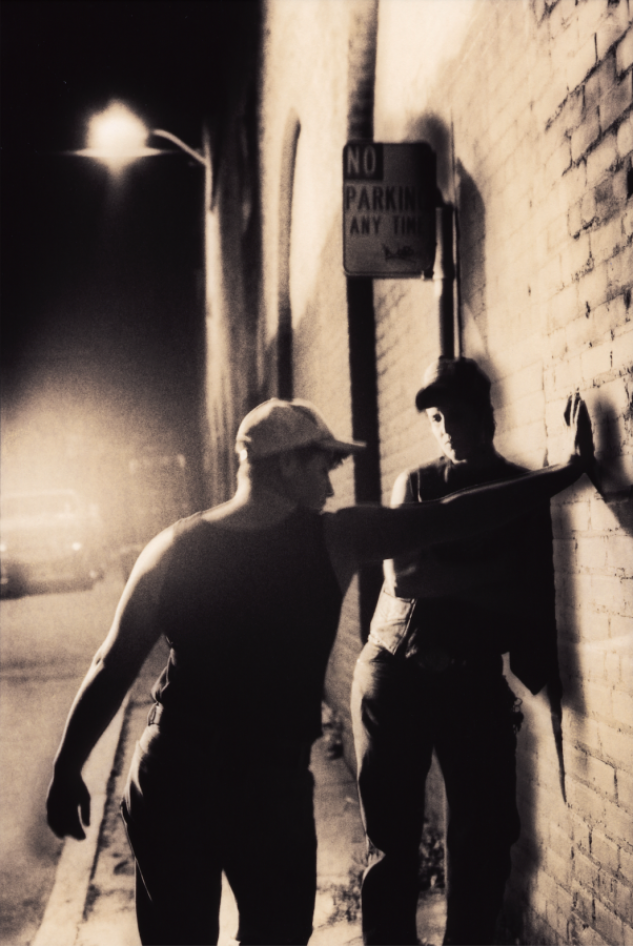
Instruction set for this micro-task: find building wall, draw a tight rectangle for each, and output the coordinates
[251,0,633,942]
[259,0,368,761]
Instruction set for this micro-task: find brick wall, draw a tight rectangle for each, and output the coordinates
[370,1,633,942]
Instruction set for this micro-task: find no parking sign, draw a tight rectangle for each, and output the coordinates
[343,141,437,278]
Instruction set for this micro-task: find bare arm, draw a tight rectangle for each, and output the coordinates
[384,470,516,599]
[326,395,592,585]
[46,527,175,839]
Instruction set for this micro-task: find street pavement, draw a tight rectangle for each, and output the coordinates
[33,690,446,946]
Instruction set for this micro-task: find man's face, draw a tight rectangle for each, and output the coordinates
[425,397,487,463]
[283,449,335,511]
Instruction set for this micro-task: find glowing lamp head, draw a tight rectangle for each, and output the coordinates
[84,102,154,170]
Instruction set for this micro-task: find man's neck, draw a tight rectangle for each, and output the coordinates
[446,443,498,471]
[203,478,298,530]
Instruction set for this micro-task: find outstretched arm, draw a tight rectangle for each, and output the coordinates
[326,394,592,579]
[382,470,505,597]
[46,527,174,840]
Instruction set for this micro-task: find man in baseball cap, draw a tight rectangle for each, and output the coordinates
[47,391,591,946]
[353,357,565,946]
[235,397,366,459]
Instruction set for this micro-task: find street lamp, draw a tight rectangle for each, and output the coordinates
[75,99,211,509]
[76,100,208,172]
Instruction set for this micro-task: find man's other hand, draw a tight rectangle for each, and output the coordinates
[46,771,91,840]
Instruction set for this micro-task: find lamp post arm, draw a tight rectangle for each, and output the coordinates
[152,129,207,167]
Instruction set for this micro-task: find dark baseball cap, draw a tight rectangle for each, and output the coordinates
[415,357,492,411]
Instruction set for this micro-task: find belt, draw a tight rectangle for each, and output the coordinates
[146,702,312,768]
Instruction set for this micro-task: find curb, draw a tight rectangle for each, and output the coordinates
[33,698,130,946]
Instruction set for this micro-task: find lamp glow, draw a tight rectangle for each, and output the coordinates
[79,101,160,170]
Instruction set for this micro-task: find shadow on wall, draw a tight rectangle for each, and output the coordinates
[454,159,490,371]
[403,112,490,371]
[591,386,633,526]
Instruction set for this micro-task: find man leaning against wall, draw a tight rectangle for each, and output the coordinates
[352,356,569,946]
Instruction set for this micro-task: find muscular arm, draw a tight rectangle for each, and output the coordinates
[325,454,585,591]
[46,527,175,839]
[326,394,591,589]
[384,470,514,599]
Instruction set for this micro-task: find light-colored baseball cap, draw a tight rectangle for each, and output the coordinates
[235,398,365,458]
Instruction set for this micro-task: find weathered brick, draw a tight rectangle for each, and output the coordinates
[609,244,633,296]
[587,130,619,186]
[557,86,586,137]
[568,773,608,824]
[607,534,633,571]
[599,723,633,774]
[617,111,633,160]
[563,230,593,282]
[601,71,633,132]
[558,497,592,533]
[578,259,611,313]
[610,326,633,368]
[605,650,622,684]
[591,214,626,266]
[581,339,613,382]
[586,54,617,117]
[568,197,585,238]
[569,810,593,856]
[575,921,610,946]
[610,612,633,642]
[544,845,574,888]
[584,679,614,719]
[549,0,582,41]
[592,830,621,874]
[547,136,573,181]
[613,162,633,204]
[572,105,602,162]
[594,896,627,945]
[575,0,607,51]
[614,876,633,922]
[594,175,618,224]
[572,878,596,926]
[591,496,628,532]
[595,574,633,618]
[546,881,574,939]
[617,768,633,813]
[621,847,633,884]
[597,6,632,61]
[576,534,609,569]
[566,33,600,95]
[616,23,633,75]
[569,744,617,797]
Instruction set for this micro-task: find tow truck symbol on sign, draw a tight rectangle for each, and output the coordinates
[382,243,418,262]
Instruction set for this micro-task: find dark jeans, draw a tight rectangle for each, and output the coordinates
[121,724,316,946]
[351,643,521,946]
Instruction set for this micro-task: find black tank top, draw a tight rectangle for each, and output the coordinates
[151,507,342,743]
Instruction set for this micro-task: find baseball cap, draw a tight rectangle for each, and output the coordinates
[235,398,366,458]
[415,357,492,411]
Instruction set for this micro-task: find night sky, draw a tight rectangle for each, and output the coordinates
[1,1,257,500]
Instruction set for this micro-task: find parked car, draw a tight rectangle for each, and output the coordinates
[0,489,105,597]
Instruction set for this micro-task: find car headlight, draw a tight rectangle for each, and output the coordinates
[71,542,83,552]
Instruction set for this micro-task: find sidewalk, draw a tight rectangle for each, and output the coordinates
[34,692,446,946]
